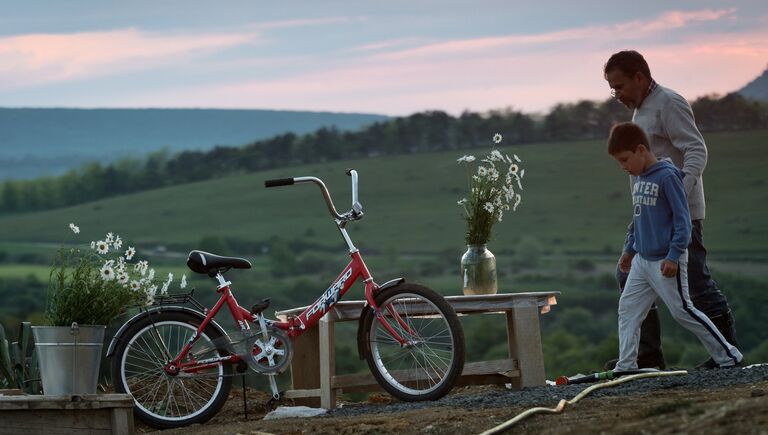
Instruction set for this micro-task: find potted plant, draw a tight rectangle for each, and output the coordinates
[456,134,525,295]
[33,223,177,395]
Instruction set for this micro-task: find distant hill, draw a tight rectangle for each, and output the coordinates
[0,108,389,180]
[738,65,768,102]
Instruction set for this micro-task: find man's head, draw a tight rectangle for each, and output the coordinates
[608,122,654,176]
[604,50,652,109]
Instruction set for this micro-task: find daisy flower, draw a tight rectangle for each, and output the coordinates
[100,265,115,281]
[484,202,495,213]
[456,155,476,163]
[69,223,80,234]
[113,236,123,250]
[493,133,502,144]
[95,241,109,255]
[180,274,187,289]
[477,166,488,177]
[117,272,129,285]
[129,280,142,292]
[125,247,136,261]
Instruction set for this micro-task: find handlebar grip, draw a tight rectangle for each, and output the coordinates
[264,178,295,188]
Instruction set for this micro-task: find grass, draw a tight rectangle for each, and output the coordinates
[0,130,765,259]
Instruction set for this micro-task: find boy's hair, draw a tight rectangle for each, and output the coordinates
[604,50,652,81]
[608,122,650,155]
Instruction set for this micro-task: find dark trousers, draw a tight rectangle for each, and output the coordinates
[616,220,736,366]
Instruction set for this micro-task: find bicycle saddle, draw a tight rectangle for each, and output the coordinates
[186,250,252,276]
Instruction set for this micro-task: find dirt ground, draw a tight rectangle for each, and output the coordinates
[138,380,768,434]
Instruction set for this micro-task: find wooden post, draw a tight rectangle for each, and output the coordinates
[318,313,336,409]
[289,325,321,407]
[506,306,546,388]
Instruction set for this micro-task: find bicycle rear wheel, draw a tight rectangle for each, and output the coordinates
[110,311,233,429]
[361,283,465,401]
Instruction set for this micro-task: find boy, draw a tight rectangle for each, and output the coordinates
[607,122,742,371]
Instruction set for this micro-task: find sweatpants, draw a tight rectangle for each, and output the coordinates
[616,252,742,371]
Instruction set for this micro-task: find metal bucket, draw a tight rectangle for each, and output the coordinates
[32,323,105,395]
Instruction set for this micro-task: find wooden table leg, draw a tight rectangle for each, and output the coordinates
[506,306,546,388]
[290,325,321,407]
[319,314,336,409]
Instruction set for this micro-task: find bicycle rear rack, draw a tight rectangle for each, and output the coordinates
[139,289,207,312]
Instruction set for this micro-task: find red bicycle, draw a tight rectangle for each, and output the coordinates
[107,169,465,429]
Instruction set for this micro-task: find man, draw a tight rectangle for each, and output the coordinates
[603,50,738,369]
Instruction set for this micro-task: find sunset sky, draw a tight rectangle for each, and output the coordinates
[1,1,767,116]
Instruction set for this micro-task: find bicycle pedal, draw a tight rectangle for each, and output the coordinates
[251,298,271,315]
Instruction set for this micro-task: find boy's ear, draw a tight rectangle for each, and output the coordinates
[637,143,649,153]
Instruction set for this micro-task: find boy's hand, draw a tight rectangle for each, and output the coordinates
[660,260,678,277]
[618,252,634,273]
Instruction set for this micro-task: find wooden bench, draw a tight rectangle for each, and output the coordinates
[276,291,559,409]
[0,393,134,435]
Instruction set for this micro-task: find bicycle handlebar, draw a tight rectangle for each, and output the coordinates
[264,169,363,221]
[264,178,295,188]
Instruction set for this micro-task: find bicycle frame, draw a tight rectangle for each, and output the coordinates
[166,172,415,374]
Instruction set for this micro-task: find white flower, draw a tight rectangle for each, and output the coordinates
[117,272,129,285]
[147,268,155,281]
[456,155,476,163]
[129,280,142,292]
[509,163,519,176]
[472,175,481,182]
[513,194,522,211]
[477,166,488,177]
[91,241,96,249]
[457,198,468,205]
[95,240,109,255]
[69,223,80,234]
[493,133,502,144]
[520,168,525,179]
[125,247,136,261]
[113,236,123,250]
[513,154,521,163]
[180,274,187,289]
[100,265,115,281]
[489,168,499,180]
[490,150,504,161]
[105,232,114,244]
[484,202,495,213]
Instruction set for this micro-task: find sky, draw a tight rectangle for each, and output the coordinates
[1,1,767,116]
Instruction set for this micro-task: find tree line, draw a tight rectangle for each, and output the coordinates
[1,93,766,214]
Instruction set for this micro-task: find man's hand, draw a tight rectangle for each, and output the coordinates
[660,259,678,278]
[618,252,634,273]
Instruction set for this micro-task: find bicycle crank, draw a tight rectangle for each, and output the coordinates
[240,326,293,374]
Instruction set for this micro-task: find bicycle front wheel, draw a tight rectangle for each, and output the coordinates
[110,311,233,429]
[362,283,465,401]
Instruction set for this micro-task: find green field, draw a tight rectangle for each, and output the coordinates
[1,130,767,378]
[0,130,766,256]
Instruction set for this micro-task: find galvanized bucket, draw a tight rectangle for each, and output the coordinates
[32,323,105,395]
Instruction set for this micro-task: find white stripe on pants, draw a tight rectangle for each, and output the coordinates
[615,252,742,371]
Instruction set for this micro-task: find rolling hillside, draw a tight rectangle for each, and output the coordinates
[0,130,765,257]
[0,108,389,180]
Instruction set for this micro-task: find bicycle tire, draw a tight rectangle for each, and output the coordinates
[110,311,233,429]
[361,283,465,401]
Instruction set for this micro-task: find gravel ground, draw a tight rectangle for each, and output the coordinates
[327,364,768,418]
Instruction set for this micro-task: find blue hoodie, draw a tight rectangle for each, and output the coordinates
[624,160,691,263]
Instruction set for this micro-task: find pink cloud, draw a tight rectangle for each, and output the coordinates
[0,28,261,88]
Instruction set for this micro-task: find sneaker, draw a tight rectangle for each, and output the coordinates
[604,358,662,371]
[718,359,744,369]
[695,358,718,370]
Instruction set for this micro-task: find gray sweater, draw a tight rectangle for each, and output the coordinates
[632,83,708,220]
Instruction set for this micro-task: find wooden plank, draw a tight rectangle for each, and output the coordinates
[506,306,546,388]
[0,394,134,410]
[111,407,134,435]
[331,359,518,391]
[318,314,336,409]
[289,324,321,408]
[276,292,560,322]
[283,388,321,399]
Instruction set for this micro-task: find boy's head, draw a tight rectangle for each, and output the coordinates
[608,122,655,176]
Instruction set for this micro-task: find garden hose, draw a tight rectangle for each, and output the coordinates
[478,369,689,435]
